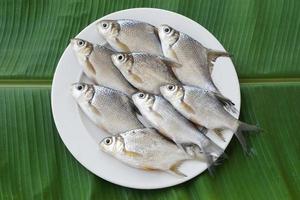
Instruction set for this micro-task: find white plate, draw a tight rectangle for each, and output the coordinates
[51,8,240,189]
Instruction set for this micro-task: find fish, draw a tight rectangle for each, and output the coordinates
[71,83,144,134]
[99,128,195,177]
[111,52,181,94]
[132,92,224,169]
[70,38,136,96]
[96,19,163,55]
[160,84,260,154]
[157,24,231,94]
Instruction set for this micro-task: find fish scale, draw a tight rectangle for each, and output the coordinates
[71,83,144,135]
[70,38,136,96]
[157,24,230,93]
[111,52,180,94]
[99,128,193,177]
[97,19,163,55]
[160,84,259,154]
[132,92,224,170]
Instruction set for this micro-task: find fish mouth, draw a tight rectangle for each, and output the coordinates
[111,54,118,64]
[70,38,76,44]
[95,20,103,28]
[95,20,109,34]
[70,82,80,92]
[159,85,168,94]
[131,92,140,100]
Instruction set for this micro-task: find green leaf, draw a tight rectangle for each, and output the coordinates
[0,0,299,79]
[0,0,299,199]
[0,85,299,199]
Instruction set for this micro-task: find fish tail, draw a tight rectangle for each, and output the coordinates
[235,121,261,155]
[168,160,187,177]
[207,50,232,74]
[195,140,225,175]
[207,50,231,62]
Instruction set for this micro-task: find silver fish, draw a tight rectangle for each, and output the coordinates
[100,128,194,177]
[132,92,224,168]
[160,84,259,154]
[157,24,230,93]
[111,52,181,94]
[71,83,144,134]
[70,38,136,96]
[97,19,163,55]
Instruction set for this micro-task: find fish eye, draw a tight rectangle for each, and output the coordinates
[104,138,112,145]
[77,85,83,91]
[167,85,175,91]
[117,54,124,61]
[77,40,85,46]
[138,93,145,99]
[102,22,108,29]
[164,27,171,33]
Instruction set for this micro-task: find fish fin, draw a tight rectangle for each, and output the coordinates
[213,128,226,142]
[180,100,196,114]
[197,125,208,135]
[208,61,214,74]
[205,153,216,176]
[90,105,101,116]
[190,120,208,135]
[115,38,130,52]
[124,149,142,158]
[212,153,228,166]
[175,143,186,152]
[84,57,96,75]
[153,26,160,39]
[185,144,227,169]
[210,91,237,113]
[149,106,163,119]
[142,166,156,171]
[168,160,187,177]
[211,91,235,106]
[224,104,238,114]
[128,70,143,83]
[207,50,231,62]
[194,138,224,175]
[235,121,261,155]
[164,47,179,63]
[185,142,228,167]
[101,42,115,51]
[98,124,109,133]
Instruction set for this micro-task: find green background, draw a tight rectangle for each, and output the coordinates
[0,0,299,199]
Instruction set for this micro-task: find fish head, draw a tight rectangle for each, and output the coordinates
[70,83,94,102]
[96,20,120,39]
[157,24,179,47]
[99,136,124,155]
[70,38,93,57]
[132,92,155,110]
[160,84,184,102]
[111,53,133,71]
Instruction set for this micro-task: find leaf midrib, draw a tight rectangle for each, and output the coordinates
[0,77,299,88]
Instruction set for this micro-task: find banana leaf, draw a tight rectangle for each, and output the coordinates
[0,0,299,199]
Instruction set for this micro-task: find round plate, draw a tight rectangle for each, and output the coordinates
[51,8,240,189]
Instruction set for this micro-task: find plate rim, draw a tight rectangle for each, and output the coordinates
[51,7,241,189]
